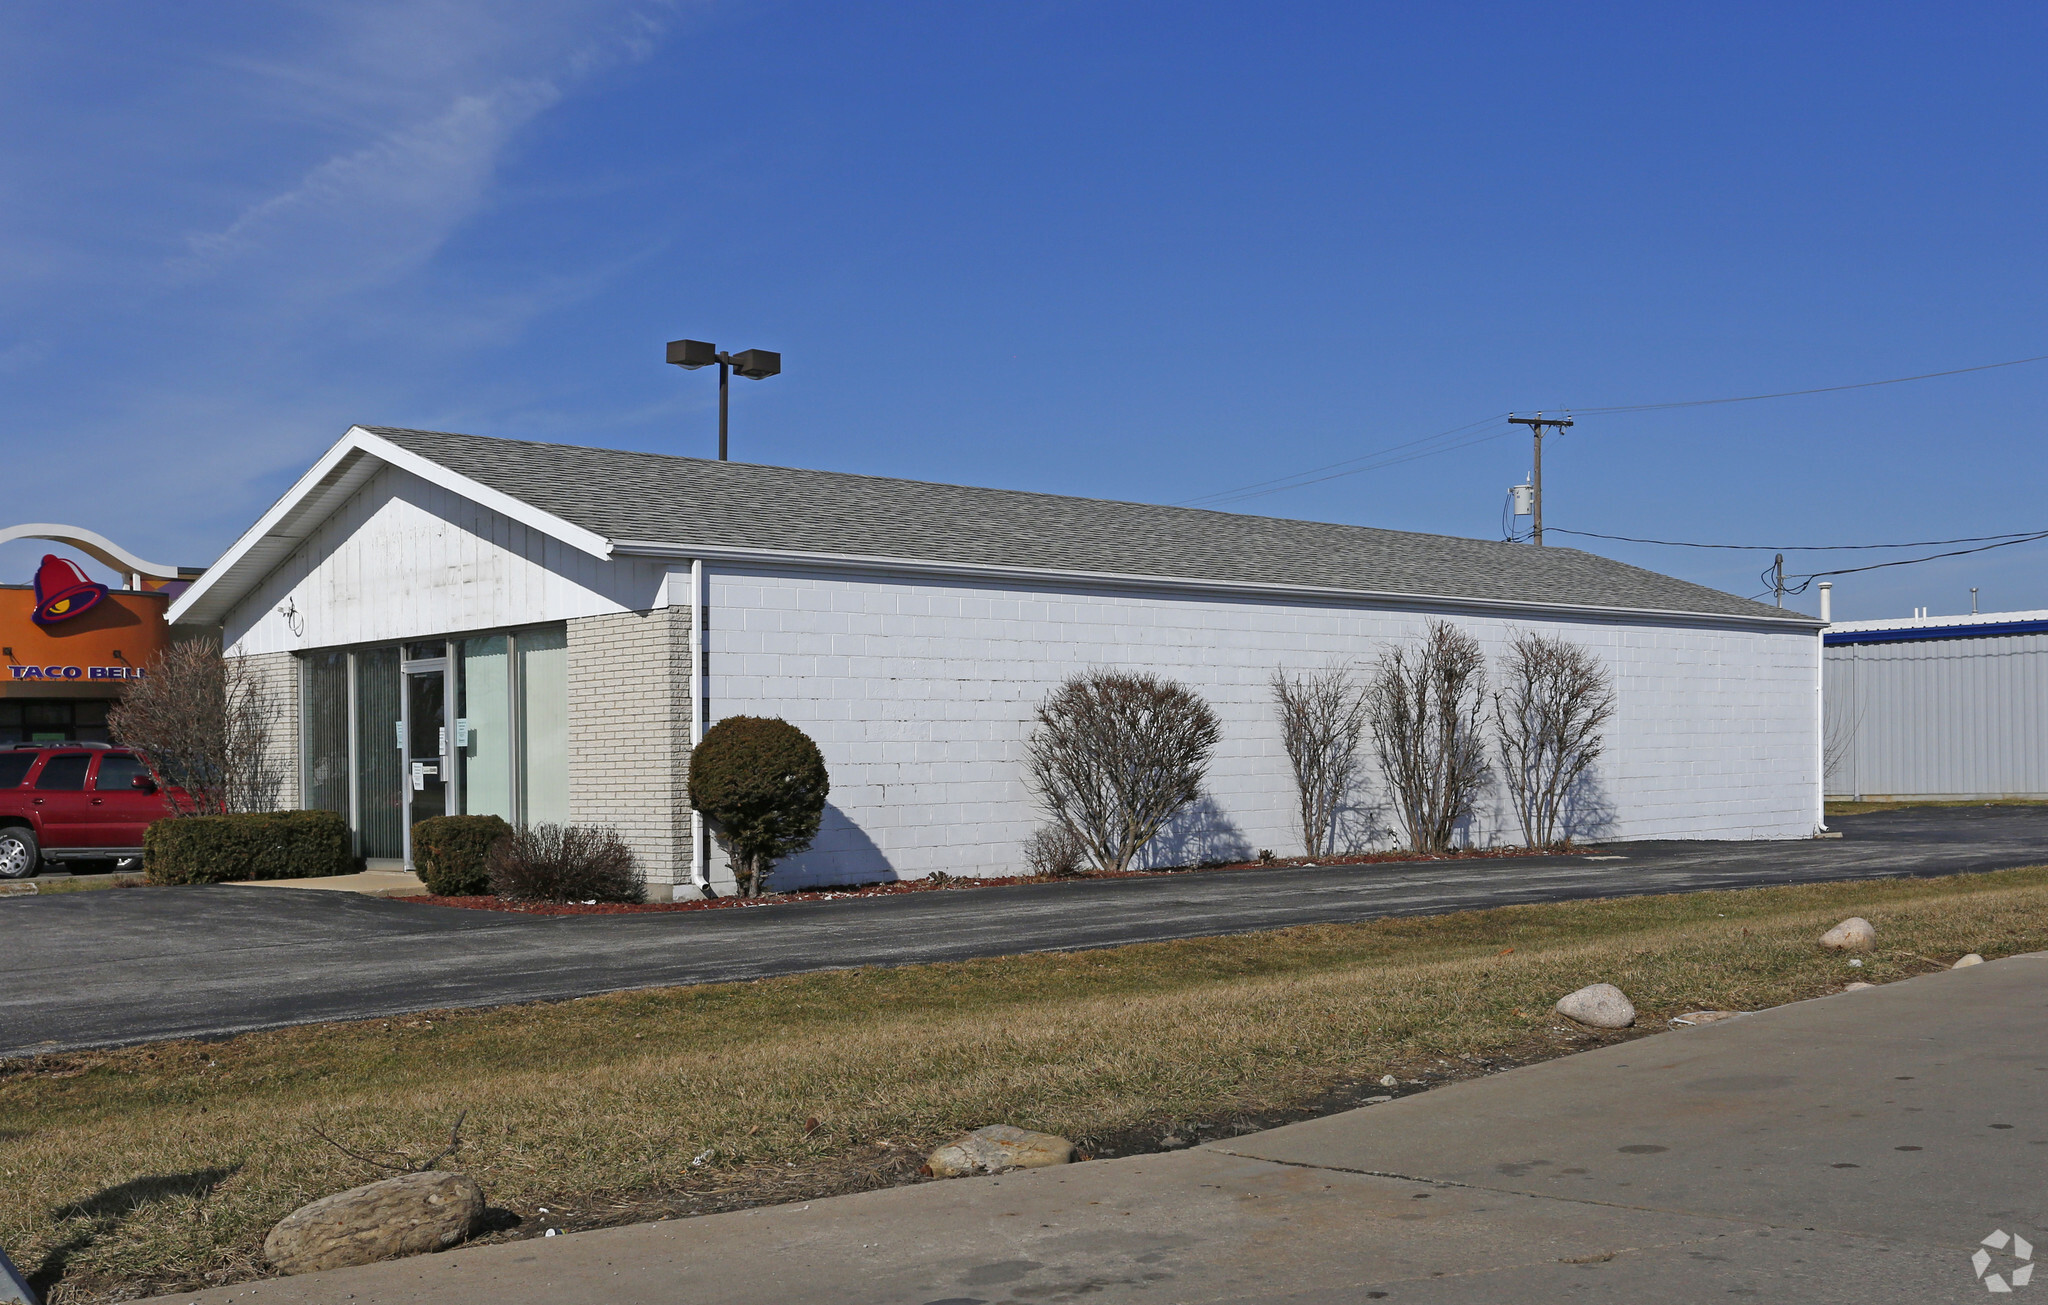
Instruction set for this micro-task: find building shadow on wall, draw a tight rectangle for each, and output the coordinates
[1562,771,1619,844]
[1140,793,1254,869]
[765,803,896,891]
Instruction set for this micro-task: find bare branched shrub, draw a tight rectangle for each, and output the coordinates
[1492,632,1616,849]
[487,823,644,903]
[1026,670,1223,875]
[1023,824,1086,878]
[107,636,282,815]
[1271,665,1369,857]
[1365,621,1490,854]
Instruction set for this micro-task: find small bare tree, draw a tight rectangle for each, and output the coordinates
[1822,692,1862,797]
[1026,669,1222,875]
[1365,621,1490,854]
[107,636,283,815]
[1492,632,1615,849]
[1271,665,1369,857]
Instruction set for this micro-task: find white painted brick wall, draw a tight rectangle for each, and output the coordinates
[239,651,300,812]
[566,608,694,888]
[703,567,1821,888]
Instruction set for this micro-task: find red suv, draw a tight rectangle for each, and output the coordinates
[0,744,186,879]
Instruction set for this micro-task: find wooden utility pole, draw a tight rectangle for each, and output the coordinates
[1507,414,1573,545]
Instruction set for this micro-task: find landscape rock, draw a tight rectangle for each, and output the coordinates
[1671,1010,1744,1026]
[1954,953,1985,968]
[1377,1074,1399,1088]
[264,1170,483,1275]
[1843,981,1876,991]
[925,1125,1077,1178]
[1555,983,1636,1029]
[1820,917,1876,951]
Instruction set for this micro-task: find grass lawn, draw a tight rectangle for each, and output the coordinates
[8,865,2048,1302]
[17,874,149,898]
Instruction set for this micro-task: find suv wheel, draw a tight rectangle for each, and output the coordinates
[0,827,38,880]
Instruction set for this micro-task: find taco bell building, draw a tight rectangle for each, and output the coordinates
[169,426,1826,897]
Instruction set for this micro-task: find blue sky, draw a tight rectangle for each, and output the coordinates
[3,1,2044,621]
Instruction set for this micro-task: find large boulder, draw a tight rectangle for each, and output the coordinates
[265,1170,483,1275]
[1820,917,1876,951]
[925,1125,1077,1178]
[1555,983,1636,1029]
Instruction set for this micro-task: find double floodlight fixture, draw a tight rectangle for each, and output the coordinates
[666,338,782,460]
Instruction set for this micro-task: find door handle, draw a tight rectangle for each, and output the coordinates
[91,798,104,805]
[31,798,43,805]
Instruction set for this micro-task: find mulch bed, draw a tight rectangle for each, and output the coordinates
[395,844,1597,916]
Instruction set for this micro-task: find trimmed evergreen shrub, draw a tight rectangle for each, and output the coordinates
[412,814,513,896]
[144,810,356,885]
[687,715,829,896]
[487,823,644,903]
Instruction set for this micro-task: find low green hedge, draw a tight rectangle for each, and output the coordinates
[412,814,513,896]
[144,810,356,885]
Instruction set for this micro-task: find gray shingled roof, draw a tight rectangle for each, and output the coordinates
[366,427,1803,622]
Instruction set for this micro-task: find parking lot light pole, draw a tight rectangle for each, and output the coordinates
[666,339,782,461]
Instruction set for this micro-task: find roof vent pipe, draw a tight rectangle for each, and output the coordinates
[1818,581,1831,624]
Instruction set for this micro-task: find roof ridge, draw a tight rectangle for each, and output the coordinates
[358,425,1550,555]
[358,425,1803,624]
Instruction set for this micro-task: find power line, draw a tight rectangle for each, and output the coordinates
[1770,531,2048,597]
[1547,526,2048,552]
[1176,416,1512,509]
[1178,348,2048,511]
[1570,351,2048,414]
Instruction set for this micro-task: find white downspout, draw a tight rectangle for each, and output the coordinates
[690,558,709,894]
[1815,582,1831,834]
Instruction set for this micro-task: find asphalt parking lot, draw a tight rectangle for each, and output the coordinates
[4,804,2044,1056]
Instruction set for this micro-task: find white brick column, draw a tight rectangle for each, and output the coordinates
[236,651,300,812]
[566,608,693,894]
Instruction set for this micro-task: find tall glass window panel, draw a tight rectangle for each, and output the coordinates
[353,647,403,859]
[73,701,111,744]
[459,636,513,821]
[517,627,568,825]
[303,651,351,815]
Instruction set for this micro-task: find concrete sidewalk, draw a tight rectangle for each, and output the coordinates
[228,869,427,898]
[135,954,2047,1304]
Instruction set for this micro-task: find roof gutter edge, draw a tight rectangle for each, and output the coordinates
[610,539,1824,631]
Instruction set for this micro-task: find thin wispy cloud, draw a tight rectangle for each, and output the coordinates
[178,2,674,302]
[0,0,686,567]
[178,78,566,290]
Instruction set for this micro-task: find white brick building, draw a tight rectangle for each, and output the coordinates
[171,427,1827,897]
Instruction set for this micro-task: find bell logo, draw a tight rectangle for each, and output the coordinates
[31,554,109,627]
[1975,1229,2035,1293]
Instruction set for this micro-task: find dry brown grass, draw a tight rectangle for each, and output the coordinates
[22,875,148,898]
[1825,797,2048,816]
[8,865,2048,1302]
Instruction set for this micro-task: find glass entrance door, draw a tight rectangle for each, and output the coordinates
[402,668,448,865]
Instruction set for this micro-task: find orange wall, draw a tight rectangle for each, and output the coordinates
[0,584,172,700]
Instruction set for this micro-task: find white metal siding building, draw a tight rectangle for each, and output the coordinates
[1824,611,2048,800]
[172,427,1827,897]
